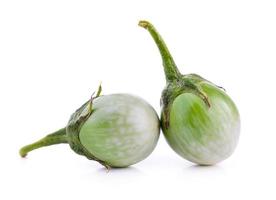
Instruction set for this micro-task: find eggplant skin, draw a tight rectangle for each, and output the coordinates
[162,82,240,165]
[79,94,160,168]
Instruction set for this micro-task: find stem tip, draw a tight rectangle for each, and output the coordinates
[138,20,151,29]
[19,149,27,158]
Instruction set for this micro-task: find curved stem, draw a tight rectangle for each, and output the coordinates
[139,20,181,82]
[19,127,68,157]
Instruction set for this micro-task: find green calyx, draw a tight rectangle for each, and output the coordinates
[19,84,110,169]
[139,20,215,128]
[66,85,110,169]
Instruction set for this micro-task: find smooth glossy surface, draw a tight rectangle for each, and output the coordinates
[163,83,240,165]
[79,94,160,167]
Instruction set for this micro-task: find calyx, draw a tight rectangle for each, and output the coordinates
[66,84,111,169]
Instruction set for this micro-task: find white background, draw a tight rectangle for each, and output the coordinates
[1,0,276,199]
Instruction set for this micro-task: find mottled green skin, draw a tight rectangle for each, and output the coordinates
[79,94,160,167]
[139,20,241,165]
[162,82,240,165]
[19,91,159,169]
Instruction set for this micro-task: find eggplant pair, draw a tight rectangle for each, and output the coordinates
[20,21,240,168]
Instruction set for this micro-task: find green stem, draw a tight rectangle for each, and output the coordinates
[139,20,181,82]
[19,127,68,157]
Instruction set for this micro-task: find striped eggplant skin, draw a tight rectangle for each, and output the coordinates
[139,20,241,165]
[19,88,160,169]
[162,82,240,165]
[79,94,160,168]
